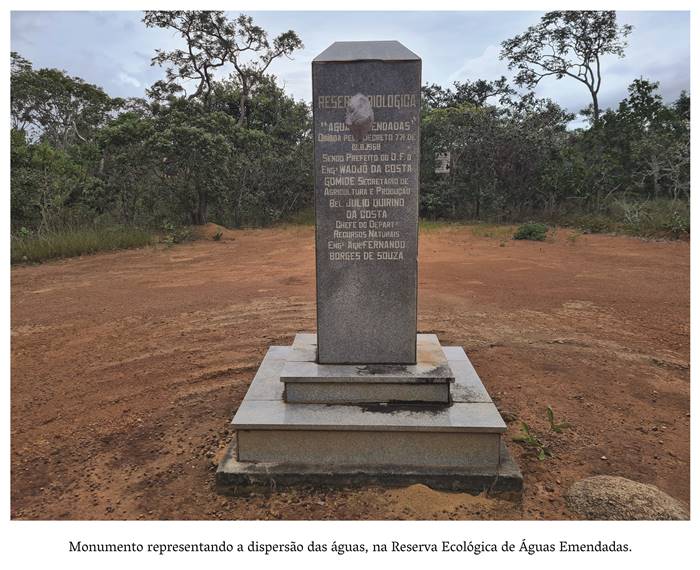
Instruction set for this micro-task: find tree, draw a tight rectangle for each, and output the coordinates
[421,90,573,220]
[98,111,159,225]
[226,14,303,127]
[208,75,313,224]
[143,11,302,125]
[11,53,119,148]
[422,77,513,110]
[674,91,690,122]
[500,11,632,122]
[148,98,236,225]
[617,79,690,200]
[144,11,235,103]
[209,74,310,142]
[618,78,666,129]
[10,134,91,234]
[10,52,33,132]
[452,77,514,107]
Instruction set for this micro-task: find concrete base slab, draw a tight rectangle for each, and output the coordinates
[216,439,522,497]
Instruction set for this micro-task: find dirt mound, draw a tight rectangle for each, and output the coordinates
[565,476,689,520]
[384,484,520,519]
[191,222,237,241]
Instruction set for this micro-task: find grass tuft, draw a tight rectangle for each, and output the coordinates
[284,207,315,226]
[11,227,153,264]
[469,223,515,240]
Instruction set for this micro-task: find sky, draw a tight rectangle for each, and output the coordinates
[10,10,690,125]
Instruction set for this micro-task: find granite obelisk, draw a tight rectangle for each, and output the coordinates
[313,41,420,364]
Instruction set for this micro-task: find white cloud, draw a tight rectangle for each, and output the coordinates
[11,11,689,115]
[448,44,511,85]
[117,71,140,89]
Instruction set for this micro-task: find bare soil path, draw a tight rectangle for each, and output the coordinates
[11,226,689,519]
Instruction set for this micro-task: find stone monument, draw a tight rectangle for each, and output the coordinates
[217,41,521,495]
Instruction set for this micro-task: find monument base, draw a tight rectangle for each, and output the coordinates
[216,335,522,498]
[217,438,522,497]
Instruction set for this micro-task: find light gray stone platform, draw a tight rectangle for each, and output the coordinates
[216,339,522,496]
[217,438,522,496]
[281,333,455,404]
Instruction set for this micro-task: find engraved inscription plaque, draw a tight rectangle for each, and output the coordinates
[313,41,421,364]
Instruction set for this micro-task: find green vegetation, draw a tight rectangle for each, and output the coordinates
[567,199,690,238]
[470,223,514,240]
[513,222,548,241]
[501,11,632,123]
[9,10,690,267]
[513,406,573,460]
[566,230,583,245]
[11,11,310,243]
[418,219,464,232]
[284,207,315,227]
[11,226,152,264]
[421,12,689,238]
[512,422,552,461]
[161,222,192,245]
[546,405,572,433]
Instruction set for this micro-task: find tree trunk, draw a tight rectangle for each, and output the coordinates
[190,190,208,225]
[591,90,600,123]
[238,90,248,127]
[234,187,244,227]
[651,156,660,198]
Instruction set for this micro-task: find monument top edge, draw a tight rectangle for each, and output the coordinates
[313,40,420,63]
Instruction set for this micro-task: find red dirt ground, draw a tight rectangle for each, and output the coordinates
[10,225,689,520]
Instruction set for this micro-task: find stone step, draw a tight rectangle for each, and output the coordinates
[230,342,505,468]
[281,333,455,404]
[234,400,504,433]
[284,381,450,404]
[236,428,501,469]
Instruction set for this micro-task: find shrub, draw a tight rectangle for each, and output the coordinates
[513,222,548,241]
[161,222,192,245]
[636,200,690,239]
[661,208,690,239]
[572,214,617,234]
[565,199,690,239]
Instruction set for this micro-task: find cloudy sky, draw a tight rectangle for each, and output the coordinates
[11,10,690,124]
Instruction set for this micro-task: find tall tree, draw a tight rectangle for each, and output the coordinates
[147,98,236,225]
[11,53,118,148]
[500,11,632,122]
[226,14,303,126]
[143,11,302,125]
[616,79,690,200]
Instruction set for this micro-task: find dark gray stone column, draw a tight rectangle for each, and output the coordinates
[313,41,421,364]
